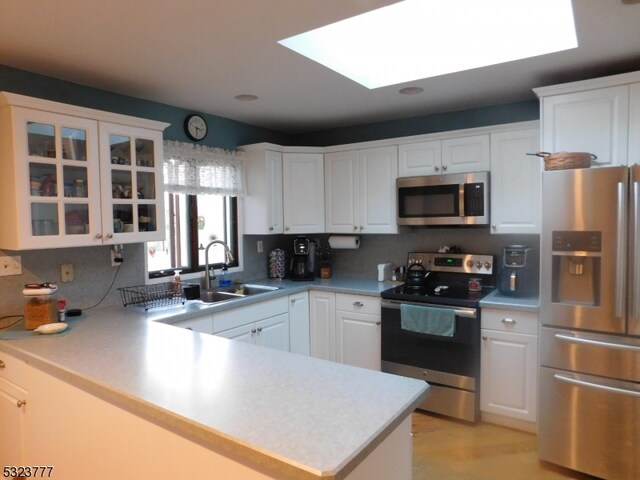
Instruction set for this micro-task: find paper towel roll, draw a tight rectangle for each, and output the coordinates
[328,235,360,249]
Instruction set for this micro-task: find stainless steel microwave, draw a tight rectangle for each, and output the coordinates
[397,171,490,226]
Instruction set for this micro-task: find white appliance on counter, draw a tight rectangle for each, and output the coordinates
[539,165,640,480]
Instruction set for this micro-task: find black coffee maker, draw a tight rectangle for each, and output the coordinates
[498,245,539,297]
[290,236,316,281]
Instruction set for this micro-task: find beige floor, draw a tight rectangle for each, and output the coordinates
[412,411,598,480]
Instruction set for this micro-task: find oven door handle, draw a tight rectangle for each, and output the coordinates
[380,299,477,318]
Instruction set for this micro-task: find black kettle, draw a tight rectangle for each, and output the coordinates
[405,263,430,288]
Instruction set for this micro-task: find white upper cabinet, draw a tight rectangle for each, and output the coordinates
[282,152,325,234]
[0,92,168,250]
[399,134,489,177]
[325,146,398,234]
[535,71,640,167]
[243,149,284,235]
[490,126,541,234]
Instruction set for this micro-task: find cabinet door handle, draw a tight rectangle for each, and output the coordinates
[106,233,114,239]
[501,318,516,325]
[269,226,274,231]
[256,327,263,333]
[442,165,448,171]
[353,226,358,230]
[0,360,5,369]
[291,299,296,304]
[94,233,103,239]
[353,301,364,307]
[285,227,290,231]
[434,166,440,172]
[16,400,26,408]
[482,335,488,341]
[251,329,257,334]
[376,321,381,326]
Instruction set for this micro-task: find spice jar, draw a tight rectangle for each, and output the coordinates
[23,283,58,330]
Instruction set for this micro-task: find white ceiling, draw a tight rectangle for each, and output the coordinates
[1,0,640,134]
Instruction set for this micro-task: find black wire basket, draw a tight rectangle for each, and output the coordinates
[118,282,185,310]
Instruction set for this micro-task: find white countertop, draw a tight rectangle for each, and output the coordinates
[0,296,427,480]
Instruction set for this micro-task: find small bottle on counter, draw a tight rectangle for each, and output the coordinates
[57,299,67,322]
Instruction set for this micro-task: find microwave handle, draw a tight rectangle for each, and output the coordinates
[459,185,465,217]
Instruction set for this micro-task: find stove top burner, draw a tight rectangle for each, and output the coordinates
[381,282,493,308]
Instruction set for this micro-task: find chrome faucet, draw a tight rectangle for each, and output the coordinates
[203,240,234,290]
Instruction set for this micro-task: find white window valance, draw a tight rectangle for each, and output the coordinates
[163,140,246,196]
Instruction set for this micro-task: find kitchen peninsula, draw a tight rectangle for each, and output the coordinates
[0,301,427,480]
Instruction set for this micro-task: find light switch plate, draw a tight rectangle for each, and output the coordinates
[0,255,22,276]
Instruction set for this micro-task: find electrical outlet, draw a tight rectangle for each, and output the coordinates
[60,263,74,283]
[0,255,22,276]
[257,240,263,253]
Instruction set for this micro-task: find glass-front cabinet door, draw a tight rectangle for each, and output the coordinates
[15,108,101,248]
[99,122,165,243]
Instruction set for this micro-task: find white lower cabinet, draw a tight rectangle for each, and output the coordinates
[289,292,310,355]
[480,307,539,431]
[310,290,381,370]
[335,294,381,371]
[213,297,290,352]
[309,290,336,361]
[0,354,28,467]
[216,313,289,351]
[170,314,214,334]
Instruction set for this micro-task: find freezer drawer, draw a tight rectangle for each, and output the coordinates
[540,326,640,383]
[539,366,640,480]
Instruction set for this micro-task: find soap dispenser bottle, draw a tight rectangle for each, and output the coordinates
[218,265,232,287]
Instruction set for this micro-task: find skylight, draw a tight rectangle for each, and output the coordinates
[278,0,577,89]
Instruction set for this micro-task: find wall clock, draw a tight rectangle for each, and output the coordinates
[184,114,208,141]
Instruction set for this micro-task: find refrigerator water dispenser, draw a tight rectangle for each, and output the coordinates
[551,231,601,306]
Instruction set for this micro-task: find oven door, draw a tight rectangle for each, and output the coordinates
[381,298,480,376]
[381,298,481,421]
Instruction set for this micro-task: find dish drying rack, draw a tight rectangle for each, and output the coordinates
[119,282,185,310]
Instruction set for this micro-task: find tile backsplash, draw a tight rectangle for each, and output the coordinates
[0,229,539,318]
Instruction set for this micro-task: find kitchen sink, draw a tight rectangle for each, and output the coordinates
[215,284,281,296]
[199,284,281,303]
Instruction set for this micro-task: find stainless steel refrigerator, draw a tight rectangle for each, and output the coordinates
[539,165,640,480]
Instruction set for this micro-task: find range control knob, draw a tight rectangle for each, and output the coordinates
[484,261,492,270]
[466,260,474,267]
[476,261,482,268]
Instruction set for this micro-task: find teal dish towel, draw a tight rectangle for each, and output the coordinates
[400,304,456,337]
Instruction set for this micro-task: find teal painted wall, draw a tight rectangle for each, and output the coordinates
[1,64,539,148]
[291,100,539,146]
[0,65,293,149]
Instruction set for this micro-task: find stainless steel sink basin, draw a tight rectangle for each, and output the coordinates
[199,284,280,303]
[199,290,244,303]
[215,284,281,296]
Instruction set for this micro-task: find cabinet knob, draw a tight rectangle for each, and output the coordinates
[442,165,448,171]
[359,226,364,230]
[285,227,290,231]
[353,301,364,307]
[269,226,274,231]
[0,360,5,369]
[106,233,114,239]
[353,226,358,231]
[251,329,257,334]
[491,224,497,230]
[376,321,381,326]
[482,335,488,341]
[256,327,263,333]
[291,299,296,304]
[501,318,517,325]
[434,166,440,172]
[94,233,103,239]
[16,400,26,408]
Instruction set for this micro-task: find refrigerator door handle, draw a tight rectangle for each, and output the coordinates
[615,181,627,319]
[555,332,640,352]
[554,373,640,398]
[632,177,640,327]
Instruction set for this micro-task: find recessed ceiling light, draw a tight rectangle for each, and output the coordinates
[234,94,258,101]
[279,0,577,89]
[399,86,424,95]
